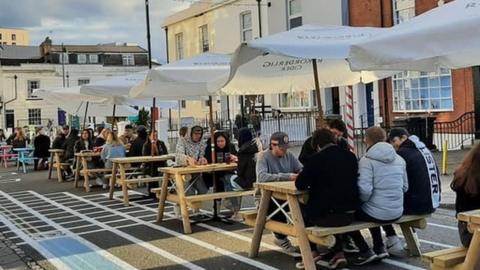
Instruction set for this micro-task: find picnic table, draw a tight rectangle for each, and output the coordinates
[109,154,175,206]
[74,151,104,192]
[48,149,67,182]
[156,163,255,234]
[246,181,427,270]
[13,147,35,173]
[0,145,16,168]
[424,210,480,270]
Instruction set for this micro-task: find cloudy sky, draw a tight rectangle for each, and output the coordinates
[0,0,190,63]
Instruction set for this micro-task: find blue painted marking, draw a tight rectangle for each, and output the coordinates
[39,237,124,270]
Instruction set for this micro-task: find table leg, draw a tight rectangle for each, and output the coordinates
[462,228,480,270]
[81,157,90,192]
[157,172,170,222]
[109,162,118,200]
[54,153,63,182]
[119,164,129,206]
[21,152,26,173]
[249,189,272,258]
[175,173,192,234]
[48,153,54,179]
[400,224,421,256]
[74,156,81,188]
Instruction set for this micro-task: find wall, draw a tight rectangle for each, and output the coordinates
[0,28,29,45]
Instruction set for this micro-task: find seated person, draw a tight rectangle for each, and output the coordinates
[33,128,50,170]
[349,127,408,265]
[51,128,67,149]
[11,128,28,149]
[451,143,480,248]
[175,125,208,195]
[119,124,136,147]
[143,130,169,198]
[128,126,148,158]
[383,128,441,255]
[62,128,79,179]
[204,131,238,188]
[99,130,126,189]
[256,132,303,254]
[295,128,359,269]
[74,129,93,153]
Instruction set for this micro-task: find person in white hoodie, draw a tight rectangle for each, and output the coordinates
[350,126,408,266]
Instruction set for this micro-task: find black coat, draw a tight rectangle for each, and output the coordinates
[52,135,66,149]
[63,135,79,160]
[234,140,258,190]
[142,140,168,176]
[33,134,50,158]
[296,144,359,220]
[128,137,147,157]
[94,137,106,148]
[299,136,350,165]
[397,139,439,215]
[74,139,93,153]
[11,138,27,149]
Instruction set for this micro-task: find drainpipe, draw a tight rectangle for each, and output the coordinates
[4,75,18,132]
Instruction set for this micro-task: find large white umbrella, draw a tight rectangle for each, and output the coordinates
[349,0,480,72]
[222,24,393,125]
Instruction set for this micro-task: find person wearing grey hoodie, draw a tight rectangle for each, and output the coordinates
[350,126,408,266]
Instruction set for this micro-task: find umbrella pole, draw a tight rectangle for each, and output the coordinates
[151,97,156,157]
[208,96,215,163]
[83,101,89,130]
[112,104,117,129]
[312,59,325,128]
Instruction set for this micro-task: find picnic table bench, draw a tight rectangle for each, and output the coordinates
[74,151,104,192]
[0,145,17,168]
[155,163,256,234]
[14,147,36,173]
[422,209,480,270]
[48,149,69,182]
[109,154,175,206]
[243,181,428,270]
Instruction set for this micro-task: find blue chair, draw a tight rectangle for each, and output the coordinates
[14,148,36,173]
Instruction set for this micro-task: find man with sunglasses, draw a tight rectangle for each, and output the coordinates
[256,132,303,254]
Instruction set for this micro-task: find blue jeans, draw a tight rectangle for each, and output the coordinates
[222,174,242,211]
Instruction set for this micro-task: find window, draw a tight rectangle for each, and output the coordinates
[89,54,98,63]
[122,54,135,66]
[240,11,253,42]
[77,54,87,64]
[199,25,209,53]
[11,34,16,41]
[11,42,16,45]
[59,52,69,64]
[78,79,90,85]
[0,33,2,40]
[391,0,453,112]
[175,33,184,60]
[181,100,186,109]
[28,109,41,126]
[279,91,311,108]
[27,80,40,99]
[288,0,302,29]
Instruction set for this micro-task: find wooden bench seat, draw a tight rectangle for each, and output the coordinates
[423,247,467,269]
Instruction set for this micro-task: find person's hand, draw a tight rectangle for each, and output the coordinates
[289,173,298,181]
[199,157,208,165]
[186,156,197,166]
[229,154,238,163]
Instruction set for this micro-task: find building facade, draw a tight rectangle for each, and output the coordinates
[0,28,29,46]
[0,38,149,132]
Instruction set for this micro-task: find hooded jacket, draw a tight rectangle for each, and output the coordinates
[299,136,350,164]
[358,142,408,221]
[397,136,441,215]
[175,125,206,166]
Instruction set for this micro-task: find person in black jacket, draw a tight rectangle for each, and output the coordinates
[204,131,238,189]
[382,127,441,255]
[52,129,67,149]
[142,130,168,198]
[298,119,350,164]
[62,128,79,178]
[33,128,51,170]
[128,126,147,158]
[295,128,359,269]
[74,129,93,153]
[451,143,480,247]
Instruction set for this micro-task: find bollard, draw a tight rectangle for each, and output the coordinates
[442,140,448,175]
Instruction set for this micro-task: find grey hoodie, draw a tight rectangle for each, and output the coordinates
[358,142,408,221]
[175,126,206,167]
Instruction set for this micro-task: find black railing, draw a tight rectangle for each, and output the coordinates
[433,111,475,150]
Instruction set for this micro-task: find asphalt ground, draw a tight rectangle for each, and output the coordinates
[0,147,469,270]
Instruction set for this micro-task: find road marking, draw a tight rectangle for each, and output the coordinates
[427,222,457,231]
[0,178,21,184]
[0,191,137,270]
[63,191,280,270]
[383,259,426,270]
[28,191,204,270]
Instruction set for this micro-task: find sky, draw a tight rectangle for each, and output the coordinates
[0,0,190,63]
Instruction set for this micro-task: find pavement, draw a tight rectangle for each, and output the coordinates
[0,145,469,270]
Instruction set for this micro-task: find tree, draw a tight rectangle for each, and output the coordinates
[136,108,150,127]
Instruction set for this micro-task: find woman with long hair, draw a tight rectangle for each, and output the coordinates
[99,130,126,189]
[451,143,480,247]
[12,128,28,149]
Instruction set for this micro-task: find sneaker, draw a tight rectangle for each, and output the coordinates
[95,177,104,186]
[102,184,108,190]
[229,212,244,222]
[373,246,389,260]
[316,251,348,269]
[273,237,300,255]
[386,235,405,257]
[173,204,181,218]
[352,249,377,266]
[342,237,359,253]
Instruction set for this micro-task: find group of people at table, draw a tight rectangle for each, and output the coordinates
[1,117,480,269]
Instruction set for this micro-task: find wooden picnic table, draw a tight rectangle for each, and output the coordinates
[452,210,480,269]
[157,163,256,234]
[48,149,66,182]
[109,154,175,206]
[74,151,103,192]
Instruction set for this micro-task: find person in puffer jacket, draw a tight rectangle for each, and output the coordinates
[349,126,408,266]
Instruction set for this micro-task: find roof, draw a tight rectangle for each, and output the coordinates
[0,45,41,59]
[163,0,238,27]
[50,44,147,53]
[0,27,28,31]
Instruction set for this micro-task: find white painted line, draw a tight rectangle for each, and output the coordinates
[135,214,156,219]
[30,191,204,270]
[5,190,29,195]
[0,191,137,270]
[398,235,455,249]
[69,192,279,270]
[64,224,98,230]
[77,229,107,236]
[55,220,85,226]
[0,178,21,183]
[427,222,457,231]
[383,259,426,270]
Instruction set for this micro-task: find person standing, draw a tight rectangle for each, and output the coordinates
[256,131,303,254]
